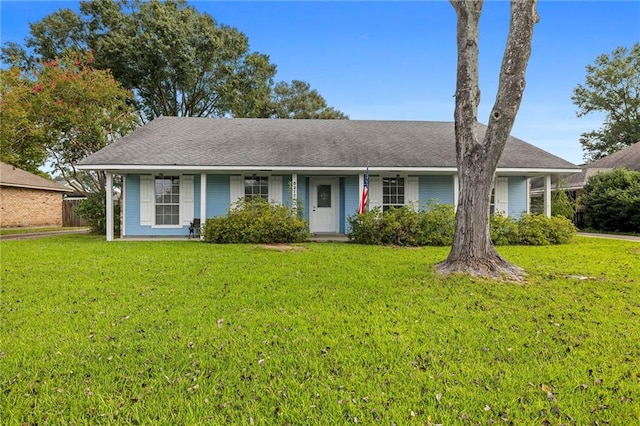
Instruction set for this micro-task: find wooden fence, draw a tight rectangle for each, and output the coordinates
[62,199,89,227]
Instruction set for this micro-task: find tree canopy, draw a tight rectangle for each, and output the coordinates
[572,43,640,162]
[2,0,347,122]
[581,168,640,232]
[0,52,137,193]
[271,80,349,119]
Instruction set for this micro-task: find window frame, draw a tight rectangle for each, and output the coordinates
[153,175,181,227]
[382,175,406,212]
[244,175,269,201]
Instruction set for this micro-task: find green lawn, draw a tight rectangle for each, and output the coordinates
[1,236,639,424]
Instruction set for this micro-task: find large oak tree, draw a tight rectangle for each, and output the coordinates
[2,0,346,121]
[436,0,538,281]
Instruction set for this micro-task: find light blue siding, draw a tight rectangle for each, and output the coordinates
[419,175,455,208]
[124,174,141,236]
[206,175,231,218]
[507,176,528,218]
[123,172,532,237]
[343,175,359,233]
[124,173,190,236]
[193,175,201,220]
[298,175,309,222]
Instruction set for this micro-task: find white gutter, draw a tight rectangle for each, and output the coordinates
[77,164,580,175]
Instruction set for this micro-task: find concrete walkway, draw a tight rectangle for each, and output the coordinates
[577,232,640,242]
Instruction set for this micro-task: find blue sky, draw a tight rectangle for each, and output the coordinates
[1,1,639,165]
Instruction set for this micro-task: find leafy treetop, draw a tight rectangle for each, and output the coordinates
[2,0,347,122]
[572,43,640,162]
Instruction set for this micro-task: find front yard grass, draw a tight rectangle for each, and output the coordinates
[1,236,639,424]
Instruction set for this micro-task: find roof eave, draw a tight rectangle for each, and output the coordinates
[77,164,580,175]
[1,182,73,192]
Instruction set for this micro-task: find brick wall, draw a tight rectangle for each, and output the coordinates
[0,186,64,228]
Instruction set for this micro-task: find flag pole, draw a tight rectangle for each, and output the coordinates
[358,161,370,215]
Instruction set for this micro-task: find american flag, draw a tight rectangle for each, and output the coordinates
[358,166,369,214]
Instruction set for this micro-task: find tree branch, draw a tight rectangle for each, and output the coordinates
[451,0,483,164]
[483,0,538,168]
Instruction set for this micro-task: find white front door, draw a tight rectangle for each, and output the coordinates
[494,177,509,216]
[309,178,339,233]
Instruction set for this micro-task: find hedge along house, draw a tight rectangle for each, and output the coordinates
[77,117,580,241]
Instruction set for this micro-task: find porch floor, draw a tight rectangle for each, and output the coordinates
[116,233,350,242]
[309,233,349,242]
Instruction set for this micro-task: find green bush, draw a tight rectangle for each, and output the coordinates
[202,197,310,244]
[512,214,576,245]
[76,190,120,235]
[551,179,576,220]
[347,208,383,245]
[380,206,423,246]
[490,214,519,246]
[348,202,455,246]
[349,205,576,246]
[580,168,640,232]
[419,201,456,246]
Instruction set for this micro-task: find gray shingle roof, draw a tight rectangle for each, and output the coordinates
[564,142,640,189]
[79,117,579,170]
[0,162,71,192]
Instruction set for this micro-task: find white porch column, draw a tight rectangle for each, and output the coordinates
[121,175,126,237]
[106,172,114,241]
[453,173,459,210]
[291,173,298,212]
[526,177,531,213]
[544,174,552,217]
[200,173,207,221]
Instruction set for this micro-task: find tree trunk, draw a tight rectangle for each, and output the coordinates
[436,0,538,281]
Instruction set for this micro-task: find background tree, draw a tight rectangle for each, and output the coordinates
[572,43,640,162]
[2,0,346,121]
[271,80,349,119]
[0,52,137,194]
[0,67,49,174]
[550,178,575,220]
[580,168,640,233]
[436,0,538,281]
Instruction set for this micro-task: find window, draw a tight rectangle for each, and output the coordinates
[244,176,269,200]
[155,176,180,225]
[382,177,405,211]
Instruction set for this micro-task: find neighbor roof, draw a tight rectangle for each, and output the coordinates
[79,117,579,172]
[564,142,640,189]
[0,162,72,192]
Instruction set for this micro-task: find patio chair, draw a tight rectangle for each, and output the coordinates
[188,218,201,239]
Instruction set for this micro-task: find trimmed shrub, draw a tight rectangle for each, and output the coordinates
[580,168,640,233]
[202,198,310,244]
[380,206,423,246]
[348,202,455,246]
[490,214,518,246]
[419,202,456,246]
[514,214,576,245]
[350,205,576,246]
[347,208,383,245]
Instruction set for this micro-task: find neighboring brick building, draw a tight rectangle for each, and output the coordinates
[0,162,72,228]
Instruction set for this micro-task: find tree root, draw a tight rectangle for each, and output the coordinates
[435,255,526,282]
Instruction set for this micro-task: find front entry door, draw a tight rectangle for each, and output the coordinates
[309,178,339,233]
